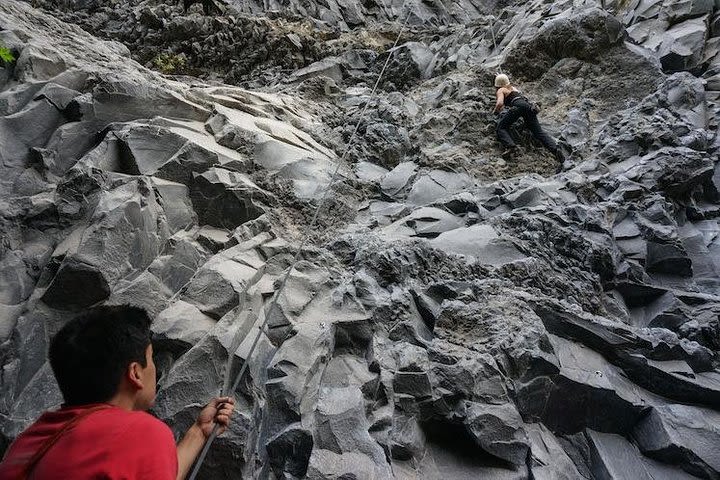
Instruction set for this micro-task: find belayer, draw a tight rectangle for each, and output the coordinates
[0,305,235,479]
[493,73,565,163]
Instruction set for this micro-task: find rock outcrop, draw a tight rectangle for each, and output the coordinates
[1,0,719,478]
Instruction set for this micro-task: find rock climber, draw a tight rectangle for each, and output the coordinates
[493,73,565,163]
[0,305,235,480]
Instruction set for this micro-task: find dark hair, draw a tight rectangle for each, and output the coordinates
[49,305,152,406]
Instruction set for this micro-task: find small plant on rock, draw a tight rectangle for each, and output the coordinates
[152,52,187,75]
[0,44,15,64]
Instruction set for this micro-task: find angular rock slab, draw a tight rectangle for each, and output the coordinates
[430,224,528,266]
[384,207,465,238]
[312,386,391,477]
[205,103,344,199]
[465,401,530,466]
[526,423,583,480]
[657,17,709,72]
[587,429,702,480]
[634,404,720,479]
[405,170,474,206]
[191,167,270,230]
[381,161,417,198]
[181,242,266,318]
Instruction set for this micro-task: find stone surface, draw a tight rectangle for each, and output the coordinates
[634,404,720,479]
[586,429,702,480]
[658,18,709,72]
[1,0,720,478]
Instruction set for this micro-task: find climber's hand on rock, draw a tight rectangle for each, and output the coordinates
[197,396,235,437]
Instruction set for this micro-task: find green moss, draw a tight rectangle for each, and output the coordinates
[152,53,187,75]
[0,45,15,64]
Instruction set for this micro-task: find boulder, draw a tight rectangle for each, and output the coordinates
[0,250,36,307]
[393,371,433,398]
[0,97,66,168]
[384,207,465,238]
[429,224,528,266]
[288,57,344,84]
[196,226,230,253]
[361,122,411,168]
[634,404,720,479]
[504,187,552,209]
[264,323,334,438]
[381,162,417,198]
[526,423,583,480]
[306,449,387,480]
[661,0,715,24]
[106,270,171,318]
[389,415,425,460]
[152,300,217,351]
[181,243,265,318]
[191,167,269,230]
[517,334,651,435]
[645,241,693,277]
[266,424,314,479]
[587,429,701,480]
[41,258,111,310]
[504,8,625,79]
[631,291,691,329]
[148,234,208,294]
[81,124,187,176]
[312,386,390,473]
[405,170,473,206]
[151,178,196,233]
[465,402,530,466]
[355,161,389,184]
[657,17,709,72]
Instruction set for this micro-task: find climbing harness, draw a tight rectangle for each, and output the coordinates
[187,8,415,479]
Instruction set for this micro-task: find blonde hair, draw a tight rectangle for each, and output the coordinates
[494,73,510,88]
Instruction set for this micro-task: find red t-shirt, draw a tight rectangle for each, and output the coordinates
[0,404,178,479]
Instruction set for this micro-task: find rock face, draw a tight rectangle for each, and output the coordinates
[1,0,720,479]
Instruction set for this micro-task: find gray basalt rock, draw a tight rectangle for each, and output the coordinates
[465,402,530,466]
[2,0,720,479]
[306,449,384,480]
[586,429,702,480]
[191,167,269,230]
[181,242,266,318]
[152,300,217,351]
[266,424,314,478]
[645,241,694,276]
[312,386,392,476]
[405,170,474,206]
[381,161,418,198]
[384,207,465,238]
[526,423,583,480]
[429,224,528,266]
[634,404,720,479]
[504,8,625,80]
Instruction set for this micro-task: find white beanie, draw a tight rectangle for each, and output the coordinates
[494,73,510,87]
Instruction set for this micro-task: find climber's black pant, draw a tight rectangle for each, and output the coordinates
[496,99,558,153]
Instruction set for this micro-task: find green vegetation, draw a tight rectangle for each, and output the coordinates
[152,52,187,75]
[0,45,15,64]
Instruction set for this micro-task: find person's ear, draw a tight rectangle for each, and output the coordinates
[127,362,144,390]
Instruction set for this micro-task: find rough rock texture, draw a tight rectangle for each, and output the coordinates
[1,0,720,478]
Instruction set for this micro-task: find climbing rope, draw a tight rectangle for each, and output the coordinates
[489,16,502,74]
[187,8,415,479]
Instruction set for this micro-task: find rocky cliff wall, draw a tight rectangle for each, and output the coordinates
[1,0,720,478]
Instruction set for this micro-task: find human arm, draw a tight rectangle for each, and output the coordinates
[176,396,235,480]
[493,88,505,114]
